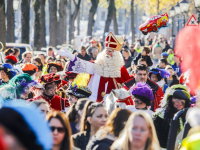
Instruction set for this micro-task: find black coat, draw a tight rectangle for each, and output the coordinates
[133,53,153,67]
[164,75,179,87]
[72,131,90,150]
[124,56,133,69]
[77,53,91,61]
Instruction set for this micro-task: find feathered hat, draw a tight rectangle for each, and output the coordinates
[47,63,63,73]
[130,82,154,106]
[38,73,61,86]
[149,68,170,81]
[160,84,190,107]
[0,63,17,79]
[67,73,92,98]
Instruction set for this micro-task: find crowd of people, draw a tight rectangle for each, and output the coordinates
[0,31,199,150]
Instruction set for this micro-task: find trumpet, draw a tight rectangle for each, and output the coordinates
[0,42,4,52]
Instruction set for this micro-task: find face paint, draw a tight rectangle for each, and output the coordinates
[172,98,186,111]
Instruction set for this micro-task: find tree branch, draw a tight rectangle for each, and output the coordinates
[73,0,77,6]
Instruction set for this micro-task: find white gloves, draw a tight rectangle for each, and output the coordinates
[56,48,75,61]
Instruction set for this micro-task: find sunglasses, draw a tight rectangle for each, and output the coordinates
[131,47,134,48]
[50,126,65,133]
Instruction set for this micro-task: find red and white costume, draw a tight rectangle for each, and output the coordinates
[59,32,130,102]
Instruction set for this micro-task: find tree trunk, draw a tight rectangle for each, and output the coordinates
[49,0,57,47]
[87,0,99,36]
[40,0,46,47]
[157,0,160,15]
[21,0,30,44]
[103,0,114,40]
[131,0,135,43]
[68,0,81,44]
[112,2,118,35]
[33,0,41,51]
[68,0,71,43]
[63,0,67,44]
[57,0,66,45]
[6,0,14,43]
[0,0,6,50]
[77,10,80,35]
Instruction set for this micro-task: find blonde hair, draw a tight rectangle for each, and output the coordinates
[111,111,160,150]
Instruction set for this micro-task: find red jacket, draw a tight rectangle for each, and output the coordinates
[123,77,164,112]
[28,94,69,111]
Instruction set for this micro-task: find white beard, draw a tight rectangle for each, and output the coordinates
[93,50,124,78]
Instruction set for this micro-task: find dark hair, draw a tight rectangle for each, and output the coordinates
[4,48,14,56]
[0,107,43,150]
[47,111,73,150]
[47,46,53,51]
[13,48,20,55]
[22,51,32,58]
[80,46,86,51]
[138,58,146,63]
[5,59,16,65]
[23,69,37,76]
[142,46,151,54]
[159,58,168,65]
[38,53,45,59]
[32,56,43,71]
[162,96,190,131]
[67,99,89,123]
[80,101,104,132]
[103,108,132,137]
[135,64,148,74]
[46,56,54,63]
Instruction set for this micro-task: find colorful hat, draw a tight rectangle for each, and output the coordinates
[67,73,91,98]
[161,52,169,57]
[0,63,16,79]
[0,73,38,100]
[149,68,170,81]
[0,100,52,150]
[22,63,38,76]
[64,71,78,81]
[160,84,191,107]
[38,73,61,86]
[90,39,97,44]
[5,55,18,64]
[105,32,124,51]
[47,63,63,73]
[130,82,154,106]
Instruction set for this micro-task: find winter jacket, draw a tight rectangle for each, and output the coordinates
[162,44,171,53]
[130,50,138,59]
[72,131,90,150]
[134,53,153,67]
[123,77,164,112]
[77,53,91,61]
[124,57,133,69]
[86,130,115,150]
[172,63,182,77]
[167,54,174,65]
[135,48,141,53]
[164,75,179,87]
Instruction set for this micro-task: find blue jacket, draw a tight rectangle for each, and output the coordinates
[172,63,182,77]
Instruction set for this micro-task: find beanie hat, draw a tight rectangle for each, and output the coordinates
[0,63,16,79]
[5,55,18,64]
[130,82,154,106]
[22,63,38,76]
[0,101,52,150]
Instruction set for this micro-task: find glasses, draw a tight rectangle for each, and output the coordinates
[50,126,65,133]
[131,47,134,48]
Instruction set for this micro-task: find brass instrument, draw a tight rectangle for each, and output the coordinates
[0,42,4,52]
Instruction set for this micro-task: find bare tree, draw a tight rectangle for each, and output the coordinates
[6,0,15,43]
[103,0,114,40]
[21,0,30,44]
[33,0,41,50]
[112,3,118,35]
[77,10,80,35]
[49,0,57,47]
[0,0,6,50]
[57,0,67,45]
[40,0,46,47]
[87,0,99,36]
[68,0,81,44]
[131,0,135,43]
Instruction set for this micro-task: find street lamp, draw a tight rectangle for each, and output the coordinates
[180,0,189,26]
[13,0,20,11]
[194,0,200,23]
[175,3,181,33]
[169,6,175,37]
